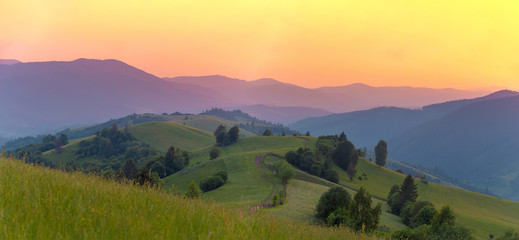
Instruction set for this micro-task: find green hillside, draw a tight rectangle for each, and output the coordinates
[334,159,519,238]
[38,121,519,239]
[129,122,215,152]
[0,157,369,239]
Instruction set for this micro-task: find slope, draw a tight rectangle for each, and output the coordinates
[333,159,519,239]
[37,122,519,239]
[160,132,519,239]
[292,90,518,149]
[391,95,519,200]
[0,59,225,137]
[0,157,369,239]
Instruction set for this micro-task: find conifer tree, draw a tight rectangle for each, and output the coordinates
[399,174,418,204]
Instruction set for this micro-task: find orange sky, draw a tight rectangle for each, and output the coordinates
[1,0,519,89]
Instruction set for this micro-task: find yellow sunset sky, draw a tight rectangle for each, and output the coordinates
[1,0,519,89]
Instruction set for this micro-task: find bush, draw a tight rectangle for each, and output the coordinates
[315,187,351,221]
[199,171,228,192]
[185,181,201,199]
[278,164,295,183]
[321,169,339,183]
[210,147,222,160]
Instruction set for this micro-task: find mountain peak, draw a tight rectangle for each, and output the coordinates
[0,59,22,65]
[481,90,519,100]
[250,78,282,85]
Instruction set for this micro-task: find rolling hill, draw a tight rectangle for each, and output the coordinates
[38,121,519,239]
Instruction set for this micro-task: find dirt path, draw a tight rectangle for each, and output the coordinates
[249,153,287,214]
[296,136,311,148]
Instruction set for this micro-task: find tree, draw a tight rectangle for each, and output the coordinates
[210,147,222,160]
[59,133,69,145]
[305,131,311,136]
[121,158,138,180]
[321,169,339,183]
[228,126,240,144]
[164,145,186,175]
[348,187,382,232]
[399,174,418,205]
[498,230,519,240]
[432,206,456,227]
[315,187,352,221]
[285,151,300,166]
[332,140,358,171]
[339,131,347,142]
[54,139,62,154]
[387,184,400,208]
[272,194,280,206]
[278,163,295,183]
[413,205,437,227]
[262,129,273,136]
[136,167,152,186]
[185,180,201,199]
[214,125,227,146]
[375,140,388,167]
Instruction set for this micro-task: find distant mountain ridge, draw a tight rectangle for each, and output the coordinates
[292,90,518,148]
[0,58,490,138]
[292,90,519,200]
[0,59,21,65]
[165,75,489,113]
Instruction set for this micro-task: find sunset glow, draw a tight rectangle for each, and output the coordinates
[2,0,519,89]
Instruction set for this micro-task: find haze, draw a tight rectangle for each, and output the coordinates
[2,0,519,89]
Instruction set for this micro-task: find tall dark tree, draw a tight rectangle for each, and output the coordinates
[122,158,138,180]
[305,131,311,136]
[399,174,418,204]
[339,131,347,142]
[59,133,69,145]
[164,145,186,174]
[375,140,388,167]
[214,125,227,146]
[332,140,359,171]
[228,126,240,144]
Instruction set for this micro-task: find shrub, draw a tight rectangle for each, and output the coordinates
[199,171,228,192]
[321,169,339,183]
[315,187,351,221]
[210,147,222,160]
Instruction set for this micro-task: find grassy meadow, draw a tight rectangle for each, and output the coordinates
[0,157,374,240]
[33,121,519,239]
[334,159,519,238]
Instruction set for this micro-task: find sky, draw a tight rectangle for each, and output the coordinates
[1,0,519,89]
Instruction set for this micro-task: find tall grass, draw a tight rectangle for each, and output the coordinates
[0,157,373,239]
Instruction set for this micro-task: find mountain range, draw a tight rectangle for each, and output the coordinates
[0,58,489,138]
[292,90,519,200]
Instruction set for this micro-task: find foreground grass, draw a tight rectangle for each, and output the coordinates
[0,157,374,239]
